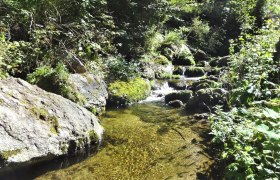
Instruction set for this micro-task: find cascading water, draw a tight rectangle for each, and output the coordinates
[140,81,177,103]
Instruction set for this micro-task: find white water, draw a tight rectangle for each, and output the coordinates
[140,77,202,103]
[140,81,176,103]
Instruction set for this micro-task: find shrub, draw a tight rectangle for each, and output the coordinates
[27,63,86,105]
[106,56,140,81]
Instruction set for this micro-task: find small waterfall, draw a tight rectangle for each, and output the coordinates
[140,81,176,103]
[182,66,187,76]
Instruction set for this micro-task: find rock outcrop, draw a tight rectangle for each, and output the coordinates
[186,88,229,113]
[69,74,108,114]
[165,90,193,104]
[0,78,103,172]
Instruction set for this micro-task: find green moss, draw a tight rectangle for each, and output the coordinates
[90,107,97,115]
[63,85,87,106]
[266,98,280,112]
[89,130,98,142]
[108,77,151,106]
[156,72,181,80]
[30,107,59,134]
[78,138,84,147]
[173,45,195,66]
[153,55,170,66]
[61,145,68,154]
[0,98,4,105]
[0,149,21,160]
[184,67,205,77]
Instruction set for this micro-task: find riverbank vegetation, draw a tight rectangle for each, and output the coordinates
[0,0,279,178]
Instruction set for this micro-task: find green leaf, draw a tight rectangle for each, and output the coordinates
[262,108,280,120]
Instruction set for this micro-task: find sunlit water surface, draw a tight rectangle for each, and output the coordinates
[37,103,213,180]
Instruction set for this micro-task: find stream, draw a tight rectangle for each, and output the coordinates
[37,101,214,179]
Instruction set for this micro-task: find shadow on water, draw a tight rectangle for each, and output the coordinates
[0,143,101,180]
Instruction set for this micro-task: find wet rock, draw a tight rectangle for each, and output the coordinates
[168,100,184,108]
[173,66,185,75]
[0,78,103,172]
[165,90,193,104]
[184,67,205,77]
[69,74,108,115]
[142,67,155,80]
[186,88,229,113]
[168,80,187,90]
[154,63,174,79]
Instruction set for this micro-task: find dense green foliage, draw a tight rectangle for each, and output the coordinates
[210,1,280,178]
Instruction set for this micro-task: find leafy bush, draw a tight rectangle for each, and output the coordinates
[210,2,280,178]
[27,63,86,105]
[227,19,280,106]
[211,105,280,179]
[106,56,140,81]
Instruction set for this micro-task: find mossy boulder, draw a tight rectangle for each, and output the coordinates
[156,73,180,80]
[165,90,193,104]
[189,47,210,61]
[184,67,205,77]
[173,66,185,75]
[153,55,171,66]
[0,78,103,172]
[168,79,187,90]
[207,67,222,76]
[108,77,151,106]
[173,45,195,66]
[189,79,221,92]
[186,88,229,113]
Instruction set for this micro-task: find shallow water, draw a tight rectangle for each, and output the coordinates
[37,103,213,180]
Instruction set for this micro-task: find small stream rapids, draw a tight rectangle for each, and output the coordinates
[140,76,202,103]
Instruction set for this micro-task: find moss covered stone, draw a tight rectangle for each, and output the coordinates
[30,107,60,134]
[153,55,171,66]
[0,149,21,161]
[165,90,193,104]
[89,130,98,142]
[108,77,151,106]
[156,73,181,80]
[172,45,195,66]
[184,67,205,77]
[27,64,87,106]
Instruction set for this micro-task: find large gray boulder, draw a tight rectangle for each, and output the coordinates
[0,78,103,172]
[69,74,108,115]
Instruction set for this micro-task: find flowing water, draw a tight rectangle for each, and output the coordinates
[37,102,213,180]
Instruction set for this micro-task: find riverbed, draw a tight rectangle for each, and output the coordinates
[37,102,213,180]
